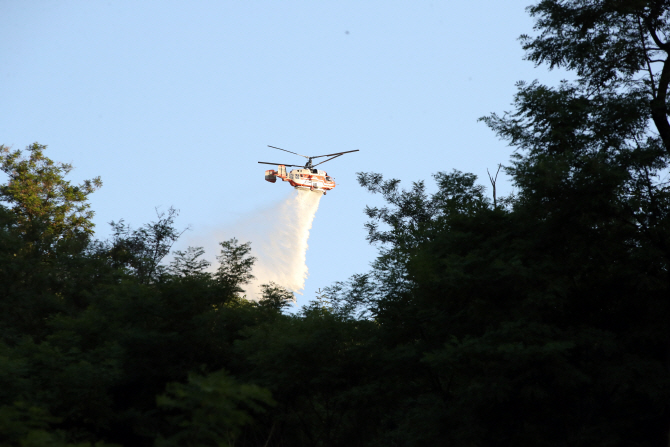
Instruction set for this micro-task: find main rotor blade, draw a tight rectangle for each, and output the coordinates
[312,154,343,168]
[268,145,310,159]
[258,161,303,167]
[311,149,360,159]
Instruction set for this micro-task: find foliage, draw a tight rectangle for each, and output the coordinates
[156,370,275,447]
[520,0,670,151]
[167,246,210,277]
[235,309,384,447]
[107,207,185,283]
[4,2,670,444]
[0,143,101,254]
[215,238,256,295]
[258,282,295,311]
[0,402,116,446]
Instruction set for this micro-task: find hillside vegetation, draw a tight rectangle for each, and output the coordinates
[3,1,670,445]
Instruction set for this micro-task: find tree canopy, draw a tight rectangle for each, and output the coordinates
[3,1,670,445]
[0,143,102,254]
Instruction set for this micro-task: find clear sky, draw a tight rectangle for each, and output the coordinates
[1,1,565,307]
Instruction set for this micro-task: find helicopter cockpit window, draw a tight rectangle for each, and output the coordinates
[326,176,331,181]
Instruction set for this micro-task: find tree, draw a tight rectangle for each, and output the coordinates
[336,2,670,442]
[0,146,295,446]
[156,370,275,447]
[215,238,256,295]
[0,143,101,254]
[480,1,670,259]
[234,306,384,447]
[472,4,670,441]
[167,246,211,277]
[258,282,294,311]
[0,144,107,340]
[351,162,670,444]
[107,207,185,283]
[520,0,670,152]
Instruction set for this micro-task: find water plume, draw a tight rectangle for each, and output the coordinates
[191,189,322,301]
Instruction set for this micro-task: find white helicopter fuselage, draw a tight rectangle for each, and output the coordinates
[264,165,336,194]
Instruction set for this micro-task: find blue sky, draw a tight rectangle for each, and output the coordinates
[1,1,565,307]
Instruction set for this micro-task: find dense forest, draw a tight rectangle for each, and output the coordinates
[4,1,670,445]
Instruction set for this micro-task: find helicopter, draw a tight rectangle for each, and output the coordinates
[259,145,359,195]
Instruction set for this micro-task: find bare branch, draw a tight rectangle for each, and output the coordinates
[487,164,502,208]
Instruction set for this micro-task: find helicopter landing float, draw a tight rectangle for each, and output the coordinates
[259,145,359,195]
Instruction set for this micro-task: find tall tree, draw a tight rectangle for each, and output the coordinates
[0,144,105,340]
[520,0,670,152]
[215,238,256,295]
[337,1,670,444]
[0,143,101,254]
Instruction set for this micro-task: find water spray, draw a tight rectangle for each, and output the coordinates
[242,189,322,300]
[190,189,322,301]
